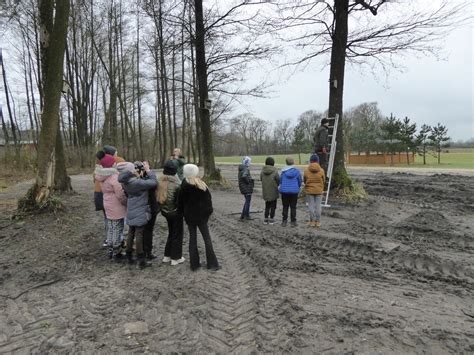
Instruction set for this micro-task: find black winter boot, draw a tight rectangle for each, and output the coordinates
[126,251,134,265]
[137,254,152,269]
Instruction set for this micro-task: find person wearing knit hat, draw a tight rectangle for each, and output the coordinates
[94,156,127,260]
[103,145,117,156]
[238,156,254,221]
[310,154,320,163]
[178,164,219,271]
[100,154,116,168]
[183,163,199,179]
[163,159,178,176]
[304,153,325,228]
[260,156,280,225]
[158,160,184,266]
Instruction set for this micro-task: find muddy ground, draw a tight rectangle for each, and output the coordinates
[0,165,473,353]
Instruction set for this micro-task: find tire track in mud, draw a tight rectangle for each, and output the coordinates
[201,219,289,352]
[340,218,473,254]
[214,211,474,291]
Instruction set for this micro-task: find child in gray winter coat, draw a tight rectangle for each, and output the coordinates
[118,161,158,269]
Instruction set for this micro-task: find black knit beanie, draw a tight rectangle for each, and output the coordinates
[163,160,178,176]
[265,157,275,166]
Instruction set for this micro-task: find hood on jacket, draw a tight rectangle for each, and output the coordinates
[281,166,299,178]
[95,166,118,182]
[238,164,248,172]
[118,170,136,184]
[262,165,277,175]
[308,162,321,173]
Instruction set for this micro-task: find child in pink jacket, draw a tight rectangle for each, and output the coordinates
[94,154,127,260]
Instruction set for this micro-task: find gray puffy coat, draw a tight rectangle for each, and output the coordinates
[118,170,158,227]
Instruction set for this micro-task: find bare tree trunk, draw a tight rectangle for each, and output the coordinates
[327,0,350,188]
[136,4,144,158]
[22,0,70,208]
[1,54,19,153]
[194,0,219,179]
[54,124,72,191]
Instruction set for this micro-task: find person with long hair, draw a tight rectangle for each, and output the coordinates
[178,164,219,271]
[157,160,185,266]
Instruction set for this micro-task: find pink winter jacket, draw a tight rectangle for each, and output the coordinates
[94,166,127,220]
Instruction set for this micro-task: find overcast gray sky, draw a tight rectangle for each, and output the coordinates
[236,23,473,141]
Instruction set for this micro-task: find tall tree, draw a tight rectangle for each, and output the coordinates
[416,124,432,165]
[23,0,70,207]
[194,0,219,179]
[429,123,450,164]
[399,116,417,165]
[379,114,402,166]
[273,0,468,187]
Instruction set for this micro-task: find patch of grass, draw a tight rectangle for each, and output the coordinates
[215,154,312,166]
[216,148,474,169]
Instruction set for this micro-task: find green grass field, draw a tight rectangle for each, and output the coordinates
[215,148,474,169]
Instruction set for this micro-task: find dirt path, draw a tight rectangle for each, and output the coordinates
[0,167,473,353]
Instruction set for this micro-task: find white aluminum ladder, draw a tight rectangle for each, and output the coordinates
[322,114,339,207]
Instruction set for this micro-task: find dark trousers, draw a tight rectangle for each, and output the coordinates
[188,221,219,270]
[281,193,298,222]
[317,151,328,173]
[127,226,145,256]
[164,213,184,260]
[264,200,277,219]
[241,194,252,218]
[143,213,157,255]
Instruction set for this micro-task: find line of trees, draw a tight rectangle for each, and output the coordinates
[1,0,274,171]
[344,102,451,165]
[1,0,469,197]
[217,102,453,166]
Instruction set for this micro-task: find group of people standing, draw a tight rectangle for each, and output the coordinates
[237,117,330,227]
[238,154,325,227]
[93,145,219,271]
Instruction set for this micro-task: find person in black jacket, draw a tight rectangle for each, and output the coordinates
[178,164,219,271]
[238,156,254,221]
[313,118,330,172]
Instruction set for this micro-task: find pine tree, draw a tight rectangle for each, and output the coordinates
[429,123,450,164]
[416,124,432,165]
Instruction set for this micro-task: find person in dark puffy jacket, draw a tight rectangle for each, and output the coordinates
[157,160,184,266]
[118,161,157,269]
[178,164,219,272]
[238,156,254,221]
[279,157,302,227]
[260,157,280,225]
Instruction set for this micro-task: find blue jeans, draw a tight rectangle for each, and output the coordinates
[241,194,252,218]
[307,195,322,222]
